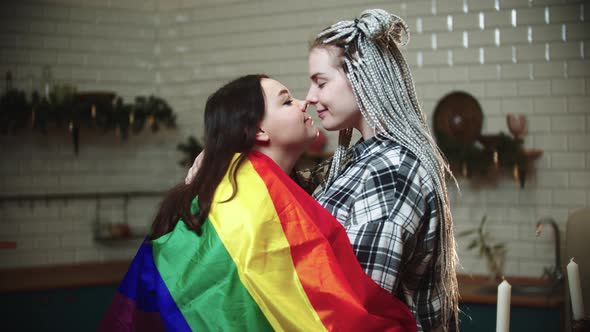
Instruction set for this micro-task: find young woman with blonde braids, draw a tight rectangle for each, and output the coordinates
[303,9,459,332]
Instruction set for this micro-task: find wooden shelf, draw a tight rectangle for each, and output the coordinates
[524,148,543,160]
[0,261,130,293]
[458,274,564,309]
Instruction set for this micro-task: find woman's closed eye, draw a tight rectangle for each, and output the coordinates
[283,99,294,106]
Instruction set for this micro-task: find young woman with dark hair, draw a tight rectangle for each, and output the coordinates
[150,74,317,239]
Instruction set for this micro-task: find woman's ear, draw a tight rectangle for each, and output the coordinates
[255,128,269,143]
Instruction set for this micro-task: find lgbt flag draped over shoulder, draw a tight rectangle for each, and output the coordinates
[100,152,416,332]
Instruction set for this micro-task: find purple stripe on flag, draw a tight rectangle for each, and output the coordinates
[99,240,191,332]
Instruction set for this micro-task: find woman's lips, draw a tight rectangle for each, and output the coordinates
[317,109,328,119]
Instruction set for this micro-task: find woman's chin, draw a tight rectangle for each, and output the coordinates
[318,119,341,132]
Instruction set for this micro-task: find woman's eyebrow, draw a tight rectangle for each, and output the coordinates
[310,73,324,80]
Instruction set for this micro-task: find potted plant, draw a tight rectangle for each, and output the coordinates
[458,216,507,281]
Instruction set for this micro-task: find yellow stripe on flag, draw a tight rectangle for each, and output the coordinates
[207,159,327,332]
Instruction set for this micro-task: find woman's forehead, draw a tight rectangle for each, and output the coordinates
[261,78,288,97]
[309,47,341,72]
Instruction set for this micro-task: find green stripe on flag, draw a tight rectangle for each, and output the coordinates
[152,217,273,331]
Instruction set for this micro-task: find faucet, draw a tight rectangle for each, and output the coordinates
[535,217,564,288]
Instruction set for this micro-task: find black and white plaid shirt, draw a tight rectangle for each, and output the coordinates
[309,135,443,332]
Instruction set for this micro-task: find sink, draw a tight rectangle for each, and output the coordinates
[476,284,561,296]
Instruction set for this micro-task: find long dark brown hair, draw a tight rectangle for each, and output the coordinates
[150,74,268,239]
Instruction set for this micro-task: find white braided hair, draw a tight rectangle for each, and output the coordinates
[313,9,459,330]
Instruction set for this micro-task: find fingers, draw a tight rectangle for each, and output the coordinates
[185,167,195,185]
[196,150,204,163]
[185,150,205,184]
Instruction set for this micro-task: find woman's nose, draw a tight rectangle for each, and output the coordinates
[305,86,318,104]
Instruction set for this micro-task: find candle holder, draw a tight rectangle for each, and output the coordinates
[572,317,590,332]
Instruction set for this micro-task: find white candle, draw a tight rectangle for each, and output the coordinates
[496,279,511,332]
[567,258,585,320]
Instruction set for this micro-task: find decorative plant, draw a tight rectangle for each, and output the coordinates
[458,216,507,281]
[177,136,203,168]
[0,71,177,154]
[0,88,177,136]
[432,91,537,187]
[436,132,527,186]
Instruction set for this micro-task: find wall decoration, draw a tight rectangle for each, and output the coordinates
[0,71,177,155]
[176,136,203,168]
[433,91,542,187]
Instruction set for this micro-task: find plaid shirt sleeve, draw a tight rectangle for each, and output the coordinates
[315,145,442,332]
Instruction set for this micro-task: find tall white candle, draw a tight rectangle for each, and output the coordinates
[567,258,585,320]
[496,279,511,332]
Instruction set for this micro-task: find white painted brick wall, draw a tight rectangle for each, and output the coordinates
[501,63,531,79]
[502,98,534,114]
[551,152,586,168]
[0,0,180,267]
[0,0,588,278]
[518,80,552,96]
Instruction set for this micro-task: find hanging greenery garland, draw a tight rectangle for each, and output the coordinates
[176,136,203,168]
[0,84,177,154]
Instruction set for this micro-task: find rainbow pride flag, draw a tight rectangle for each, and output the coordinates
[99,152,416,332]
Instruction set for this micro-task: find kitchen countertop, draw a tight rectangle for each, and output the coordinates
[457,274,564,309]
[0,260,129,293]
[0,262,564,309]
